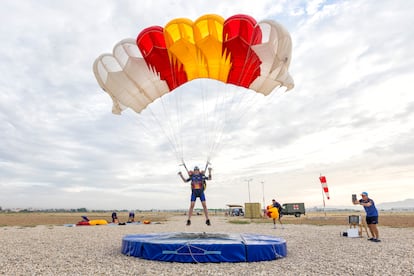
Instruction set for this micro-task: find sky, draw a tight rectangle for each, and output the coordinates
[1,0,413,210]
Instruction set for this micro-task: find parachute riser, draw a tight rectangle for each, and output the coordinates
[204,160,211,172]
[179,160,210,176]
[179,161,190,176]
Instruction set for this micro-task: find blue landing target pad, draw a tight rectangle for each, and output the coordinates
[121,232,287,263]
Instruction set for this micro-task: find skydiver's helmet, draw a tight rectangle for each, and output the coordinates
[193,166,200,171]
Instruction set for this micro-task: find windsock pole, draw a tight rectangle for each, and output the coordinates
[321,184,326,217]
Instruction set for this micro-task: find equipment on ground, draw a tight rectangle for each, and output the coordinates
[122,232,287,263]
[76,219,108,226]
[346,215,370,238]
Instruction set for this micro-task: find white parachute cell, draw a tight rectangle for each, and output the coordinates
[249,20,294,95]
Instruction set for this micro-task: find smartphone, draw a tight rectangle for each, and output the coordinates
[352,194,357,202]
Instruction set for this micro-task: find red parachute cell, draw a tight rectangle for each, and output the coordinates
[222,14,262,88]
[137,26,187,90]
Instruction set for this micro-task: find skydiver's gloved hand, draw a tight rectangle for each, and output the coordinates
[178,172,182,175]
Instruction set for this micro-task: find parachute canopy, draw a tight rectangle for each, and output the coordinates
[93,14,294,115]
[266,205,280,219]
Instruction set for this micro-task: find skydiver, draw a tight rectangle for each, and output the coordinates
[178,166,212,226]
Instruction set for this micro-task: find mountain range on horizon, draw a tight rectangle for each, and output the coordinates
[312,198,414,210]
[376,198,414,210]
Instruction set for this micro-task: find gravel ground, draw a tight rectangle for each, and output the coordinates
[0,215,413,276]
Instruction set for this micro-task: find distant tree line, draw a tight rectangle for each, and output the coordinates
[0,207,231,213]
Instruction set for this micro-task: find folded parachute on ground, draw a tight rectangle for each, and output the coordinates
[76,219,108,226]
[266,205,279,219]
[93,14,294,115]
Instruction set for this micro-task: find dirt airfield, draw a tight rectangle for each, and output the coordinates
[1,210,413,227]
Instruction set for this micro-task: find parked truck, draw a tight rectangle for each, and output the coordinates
[281,203,305,217]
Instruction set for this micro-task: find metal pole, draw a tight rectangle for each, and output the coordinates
[261,181,265,216]
[245,179,252,203]
[320,173,326,217]
[321,186,326,217]
[245,178,253,219]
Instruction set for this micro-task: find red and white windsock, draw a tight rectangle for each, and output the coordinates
[319,175,330,200]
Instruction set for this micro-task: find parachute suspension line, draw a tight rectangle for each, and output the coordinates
[134,86,198,166]
[161,90,186,163]
[205,84,282,160]
[171,62,190,163]
[207,83,231,160]
[229,89,261,122]
[203,159,211,172]
[232,87,287,126]
[266,86,287,102]
[200,80,212,162]
[157,57,186,164]
[159,96,179,163]
[135,110,180,164]
[211,86,242,160]
[200,79,215,163]
[179,160,190,175]
[201,80,228,163]
[196,78,288,165]
[174,84,185,163]
[208,83,244,159]
[211,83,229,161]
[199,80,208,160]
[145,101,182,164]
[226,82,286,127]
[199,80,229,163]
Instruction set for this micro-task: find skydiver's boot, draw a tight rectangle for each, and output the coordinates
[206,219,211,226]
[186,220,191,226]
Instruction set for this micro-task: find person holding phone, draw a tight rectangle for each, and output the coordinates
[353,192,380,242]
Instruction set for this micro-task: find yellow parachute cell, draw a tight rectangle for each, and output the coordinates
[88,219,108,225]
[266,205,279,219]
